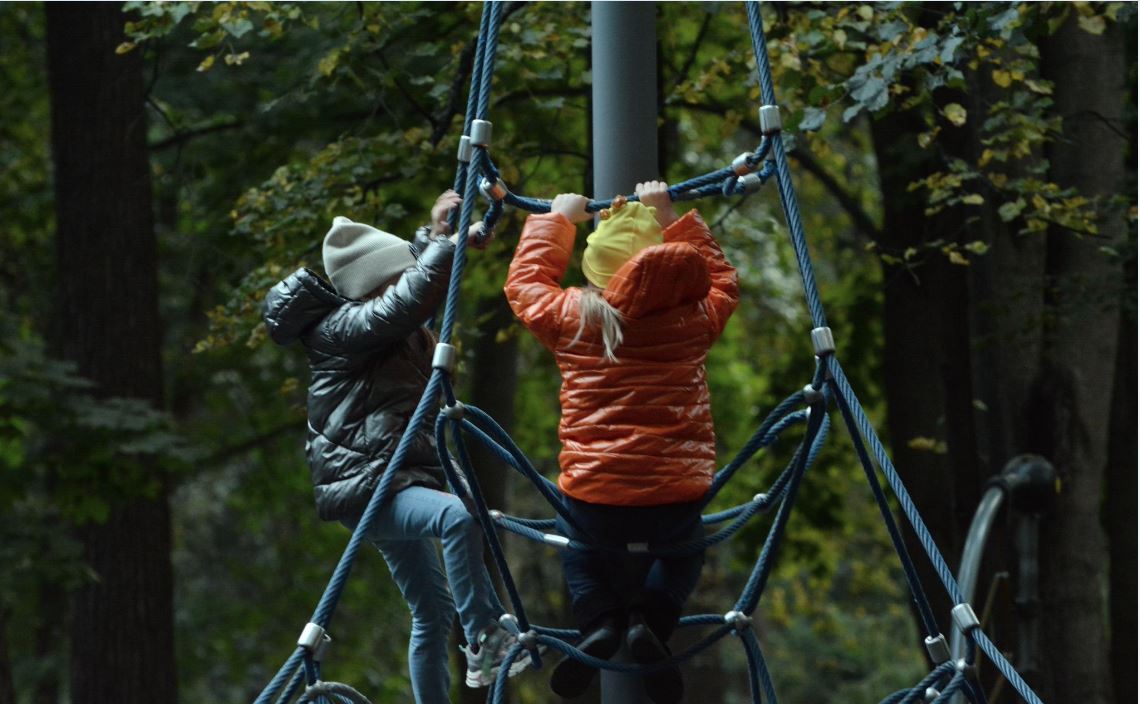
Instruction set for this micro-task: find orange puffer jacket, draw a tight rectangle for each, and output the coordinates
[505,209,739,506]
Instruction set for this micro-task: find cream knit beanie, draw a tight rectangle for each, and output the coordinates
[322,216,417,300]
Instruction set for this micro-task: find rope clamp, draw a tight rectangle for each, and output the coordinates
[924,687,941,702]
[731,152,756,176]
[752,492,768,505]
[441,402,465,420]
[810,327,836,357]
[802,384,824,405]
[489,509,504,521]
[518,630,539,650]
[543,533,570,548]
[298,623,332,661]
[498,613,521,635]
[479,176,508,202]
[432,343,458,374]
[470,119,493,148]
[924,633,951,664]
[739,172,765,194]
[723,610,753,631]
[759,105,782,135]
[951,603,981,634]
[456,135,473,164]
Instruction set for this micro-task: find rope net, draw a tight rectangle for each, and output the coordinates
[252,3,1046,703]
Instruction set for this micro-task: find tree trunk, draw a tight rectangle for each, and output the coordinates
[870,106,979,633]
[1105,276,1135,704]
[1031,15,1127,704]
[0,610,14,704]
[44,4,178,704]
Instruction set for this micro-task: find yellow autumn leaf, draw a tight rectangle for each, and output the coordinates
[1077,14,1106,35]
[115,42,136,55]
[857,5,874,21]
[947,250,970,266]
[225,51,250,66]
[942,102,967,126]
[318,49,340,77]
[1025,79,1052,95]
[908,436,947,453]
[833,29,847,49]
[991,69,1013,87]
[197,55,216,72]
[962,194,985,205]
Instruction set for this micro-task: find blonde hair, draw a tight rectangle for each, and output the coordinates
[572,286,624,362]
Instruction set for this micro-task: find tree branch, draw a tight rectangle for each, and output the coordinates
[149,119,245,151]
[673,100,882,240]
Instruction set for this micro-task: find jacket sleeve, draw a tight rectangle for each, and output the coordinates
[504,213,577,350]
[664,209,740,339]
[321,238,455,352]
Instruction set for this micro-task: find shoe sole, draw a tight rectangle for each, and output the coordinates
[465,646,543,688]
[549,632,621,698]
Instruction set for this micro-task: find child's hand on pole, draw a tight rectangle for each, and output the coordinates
[431,189,463,236]
[635,181,678,229]
[550,193,591,224]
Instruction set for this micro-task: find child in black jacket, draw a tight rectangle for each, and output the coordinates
[264,191,523,701]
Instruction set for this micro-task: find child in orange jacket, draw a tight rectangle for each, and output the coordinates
[504,181,740,703]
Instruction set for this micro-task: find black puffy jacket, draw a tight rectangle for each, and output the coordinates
[263,237,455,522]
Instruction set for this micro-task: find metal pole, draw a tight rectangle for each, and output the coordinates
[591,2,656,702]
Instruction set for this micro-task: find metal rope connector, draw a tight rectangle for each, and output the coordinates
[479,176,508,202]
[723,610,753,632]
[924,633,951,663]
[518,630,539,650]
[432,343,458,374]
[924,687,941,702]
[951,603,981,634]
[731,152,755,176]
[456,135,473,164]
[441,402,465,420]
[498,613,521,635]
[470,119,493,148]
[759,105,782,135]
[802,384,824,405]
[752,492,768,504]
[488,509,504,521]
[738,172,765,194]
[298,623,332,661]
[810,327,836,357]
[542,533,570,548]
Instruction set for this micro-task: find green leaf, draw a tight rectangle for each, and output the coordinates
[998,199,1025,222]
[799,107,826,132]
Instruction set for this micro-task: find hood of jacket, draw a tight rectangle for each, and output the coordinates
[601,241,711,319]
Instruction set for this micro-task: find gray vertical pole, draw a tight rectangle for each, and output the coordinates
[591,2,656,703]
[592,1,659,202]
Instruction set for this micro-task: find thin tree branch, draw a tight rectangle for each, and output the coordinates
[673,100,882,240]
[670,9,714,93]
[149,119,245,151]
[200,421,305,466]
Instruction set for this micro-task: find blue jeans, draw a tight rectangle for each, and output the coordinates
[556,497,705,641]
[345,485,501,704]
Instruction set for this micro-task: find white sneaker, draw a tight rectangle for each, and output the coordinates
[461,625,536,688]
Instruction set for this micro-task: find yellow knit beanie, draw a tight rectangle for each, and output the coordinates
[582,201,664,288]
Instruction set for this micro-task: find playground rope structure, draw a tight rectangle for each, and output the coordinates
[254,3,1047,703]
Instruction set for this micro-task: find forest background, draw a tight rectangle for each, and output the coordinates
[0,2,1134,704]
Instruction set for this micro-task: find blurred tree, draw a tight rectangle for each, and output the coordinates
[45,4,176,703]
